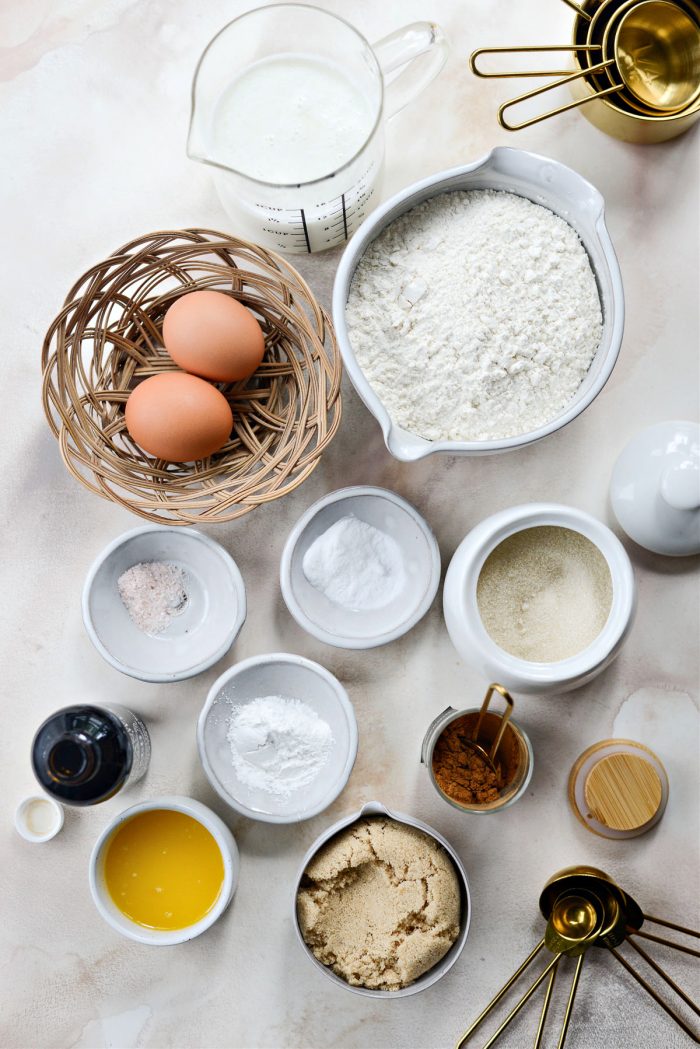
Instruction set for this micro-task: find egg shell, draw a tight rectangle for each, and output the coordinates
[163,289,265,382]
[125,372,233,463]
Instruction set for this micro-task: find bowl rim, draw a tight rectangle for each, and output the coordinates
[332,145,625,461]
[197,652,359,824]
[444,502,637,689]
[88,794,238,945]
[279,485,442,648]
[81,524,247,683]
[292,800,472,997]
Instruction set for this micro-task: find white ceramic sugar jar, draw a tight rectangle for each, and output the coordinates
[443,504,636,695]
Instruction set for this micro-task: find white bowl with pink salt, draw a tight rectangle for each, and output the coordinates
[82,525,246,682]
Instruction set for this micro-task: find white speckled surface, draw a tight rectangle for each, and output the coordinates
[1,2,698,1047]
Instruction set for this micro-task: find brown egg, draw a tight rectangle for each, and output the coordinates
[125,372,233,462]
[162,290,265,382]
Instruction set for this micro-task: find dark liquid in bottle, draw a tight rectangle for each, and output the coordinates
[32,705,139,806]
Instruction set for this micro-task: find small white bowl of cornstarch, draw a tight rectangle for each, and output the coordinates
[82,526,246,682]
[333,146,624,461]
[198,653,358,824]
[443,504,636,695]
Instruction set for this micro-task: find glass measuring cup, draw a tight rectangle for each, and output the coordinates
[187,4,448,254]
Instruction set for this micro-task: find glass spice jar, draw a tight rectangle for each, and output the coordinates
[421,687,533,814]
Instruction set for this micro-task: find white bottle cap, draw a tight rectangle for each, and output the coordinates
[15,795,64,843]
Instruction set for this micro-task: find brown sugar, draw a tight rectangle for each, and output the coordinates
[297,817,461,990]
[431,711,521,808]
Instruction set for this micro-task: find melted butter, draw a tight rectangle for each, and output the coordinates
[104,809,224,930]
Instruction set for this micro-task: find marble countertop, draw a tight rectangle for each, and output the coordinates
[1,2,698,1047]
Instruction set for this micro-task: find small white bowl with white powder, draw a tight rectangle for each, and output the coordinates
[83,526,246,682]
[333,146,624,460]
[197,653,357,823]
[280,486,441,649]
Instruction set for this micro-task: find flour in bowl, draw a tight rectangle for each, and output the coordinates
[345,189,603,442]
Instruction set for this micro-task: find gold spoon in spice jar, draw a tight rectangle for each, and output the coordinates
[460,683,514,779]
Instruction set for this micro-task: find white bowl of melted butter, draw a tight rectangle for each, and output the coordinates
[89,795,239,945]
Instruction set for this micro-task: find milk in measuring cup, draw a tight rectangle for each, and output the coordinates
[212,54,374,183]
[209,54,382,252]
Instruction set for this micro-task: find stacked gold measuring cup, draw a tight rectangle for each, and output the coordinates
[470,0,700,141]
[455,865,700,1048]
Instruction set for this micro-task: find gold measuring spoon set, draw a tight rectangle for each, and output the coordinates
[470,0,700,138]
[455,865,700,1048]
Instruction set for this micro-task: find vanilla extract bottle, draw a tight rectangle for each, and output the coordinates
[31,704,150,806]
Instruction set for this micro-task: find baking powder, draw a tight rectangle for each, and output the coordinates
[302,515,404,611]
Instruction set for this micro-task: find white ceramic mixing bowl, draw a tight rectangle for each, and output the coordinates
[332,146,624,461]
[197,653,358,824]
[443,503,636,695]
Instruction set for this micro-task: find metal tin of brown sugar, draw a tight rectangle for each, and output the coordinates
[420,685,534,814]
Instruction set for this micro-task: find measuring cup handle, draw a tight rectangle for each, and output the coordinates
[372,22,449,119]
[497,60,619,131]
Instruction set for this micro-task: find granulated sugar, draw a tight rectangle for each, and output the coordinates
[476,527,612,662]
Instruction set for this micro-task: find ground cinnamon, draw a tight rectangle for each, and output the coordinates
[432,712,516,807]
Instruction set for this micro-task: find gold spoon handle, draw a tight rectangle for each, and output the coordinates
[643,914,700,939]
[533,960,558,1049]
[559,0,593,21]
[629,928,700,958]
[470,44,601,79]
[454,938,546,1048]
[480,953,561,1049]
[557,954,585,1049]
[470,684,514,766]
[497,61,620,132]
[608,946,700,1044]
[626,937,700,1018]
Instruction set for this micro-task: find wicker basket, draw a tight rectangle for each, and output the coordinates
[41,229,342,525]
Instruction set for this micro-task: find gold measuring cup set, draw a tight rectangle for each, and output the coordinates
[470,0,700,140]
[455,865,700,1048]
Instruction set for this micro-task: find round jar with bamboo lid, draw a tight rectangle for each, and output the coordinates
[568,739,669,839]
